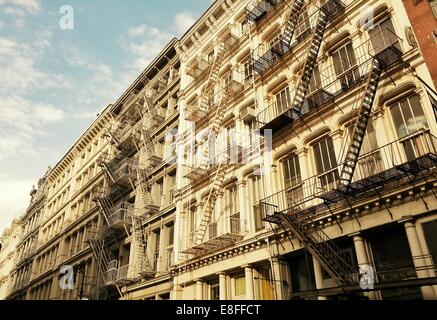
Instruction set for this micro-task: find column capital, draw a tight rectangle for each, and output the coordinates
[349,232,364,239]
[399,215,415,225]
[217,271,227,276]
[241,264,253,269]
[296,148,308,156]
[236,180,247,187]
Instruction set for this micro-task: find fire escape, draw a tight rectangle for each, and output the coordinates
[89,88,160,298]
[250,0,305,74]
[181,39,246,256]
[256,0,437,293]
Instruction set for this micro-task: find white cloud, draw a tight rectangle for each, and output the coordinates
[4,6,26,16]
[173,11,196,34]
[0,178,34,235]
[128,24,147,37]
[0,36,69,95]
[0,95,65,160]
[0,0,40,15]
[121,25,174,70]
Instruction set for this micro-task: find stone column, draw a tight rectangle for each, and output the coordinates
[196,279,204,300]
[172,277,183,300]
[243,265,255,300]
[271,258,285,300]
[218,272,227,300]
[312,257,327,300]
[351,233,378,300]
[330,130,344,163]
[237,181,248,232]
[401,217,436,300]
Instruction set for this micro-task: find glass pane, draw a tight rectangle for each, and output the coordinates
[332,51,342,75]
[314,143,324,174]
[346,43,357,67]
[400,98,415,135]
[321,140,330,171]
[391,102,407,138]
[234,276,246,296]
[409,95,428,130]
[327,138,338,169]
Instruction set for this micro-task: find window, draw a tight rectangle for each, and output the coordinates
[423,220,437,264]
[234,275,246,297]
[166,224,174,270]
[390,94,428,138]
[308,65,322,94]
[241,19,249,35]
[210,283,220,300]
[223,185,239,217]
[369,18,399,55]
[294,9,311,43]
[348,120,384,179]
[257,267,274,300]
[188,206,197,246]
[153,230,161,271]
[251,175,267,231]
[207,49,215,64]
[244,58,253,81]
[275,87,292,115]
[283,154,302,189]
[313,137,339,190]
[332,42,359,91]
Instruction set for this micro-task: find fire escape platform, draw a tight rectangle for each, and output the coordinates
[181,233,244,256]
[271,153,437,225]
[184,167,208,181]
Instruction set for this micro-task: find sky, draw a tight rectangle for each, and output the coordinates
[0,0,212,235]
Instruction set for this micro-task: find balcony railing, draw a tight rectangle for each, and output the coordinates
[102,157,139,188]
[186,57,210,78]
[183,215,246,256]
[246,0,279,23]
[260,130,437,221]
[256,27,402,134]
[107,202,134,228]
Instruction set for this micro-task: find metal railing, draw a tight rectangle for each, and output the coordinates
[107,202,134,227]
[260,130,437,217]
[207,215,246,241]
[256,27,402,128]
[246,0,279,23]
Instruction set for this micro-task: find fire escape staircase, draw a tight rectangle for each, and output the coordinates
[186,42,226,121]
[339,59,382,186]
[281,0,305,47]
[182,89,233,254]
[286,3,342,120]
[265,38,404,288]
[131,216,156,279]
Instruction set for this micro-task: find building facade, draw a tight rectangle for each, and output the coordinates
[6,173,49,300]
[171,0,437,300]
[1,0,437,300]
[0,219,21,299]
[402,0,437,88]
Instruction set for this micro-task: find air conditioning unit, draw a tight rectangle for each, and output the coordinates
[240,105,256,121]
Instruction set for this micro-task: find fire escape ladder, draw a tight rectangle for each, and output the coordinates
[89,237,113,280]
[132,216,154,277]
[282,0,305,46]
[282,207,354,284]
[339,59,382,186]
[289,9,330,117]
[194,163,227,246]
[96,196,113,226]
[199,42,226,113]
[137,167,151,209]
[192,88,231,246]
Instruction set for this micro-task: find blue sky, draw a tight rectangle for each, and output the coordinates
[0,0,211,234]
